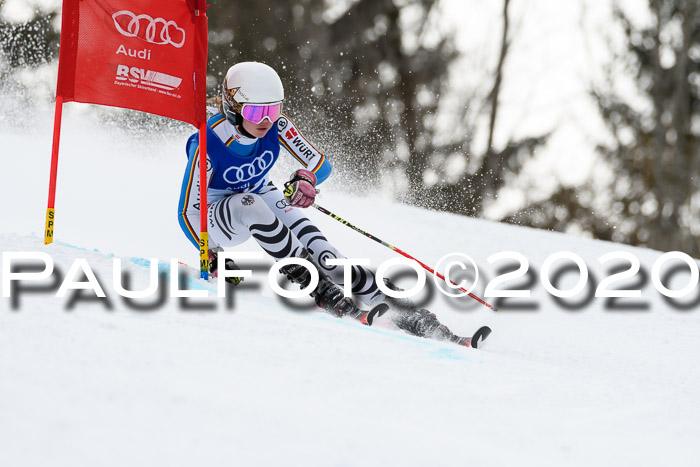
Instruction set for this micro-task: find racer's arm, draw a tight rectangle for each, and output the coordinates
[277,114,332,184]
[178,133,215,249]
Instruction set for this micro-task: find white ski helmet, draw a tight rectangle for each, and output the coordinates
[222,62,284,115]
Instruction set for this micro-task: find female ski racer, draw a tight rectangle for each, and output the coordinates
[178,61,472,346]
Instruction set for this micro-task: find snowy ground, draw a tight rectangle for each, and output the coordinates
[2,110,700,467]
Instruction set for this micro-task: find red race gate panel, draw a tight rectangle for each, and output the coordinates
[57,0,207,126]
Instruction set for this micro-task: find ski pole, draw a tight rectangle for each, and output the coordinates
[312,203,498,312]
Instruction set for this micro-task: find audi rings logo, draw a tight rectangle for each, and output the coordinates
[223,151,275,185]
[112,10,186,48]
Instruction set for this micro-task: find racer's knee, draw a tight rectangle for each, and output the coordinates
[233,194,276,226]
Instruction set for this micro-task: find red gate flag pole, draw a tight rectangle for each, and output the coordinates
[194,0,209,279]
[45,0,210,278]
[198,120,208,278]
[44,95,64,244]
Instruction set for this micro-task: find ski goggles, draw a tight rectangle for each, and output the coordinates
[240,102,283,124]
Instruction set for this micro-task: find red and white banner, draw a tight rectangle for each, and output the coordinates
[56,0,207,125]
[47,0,210,277]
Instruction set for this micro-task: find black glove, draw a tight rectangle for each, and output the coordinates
[208,249,242,285]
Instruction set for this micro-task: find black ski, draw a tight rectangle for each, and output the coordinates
[350,302,389,326]
[469,325,492,349]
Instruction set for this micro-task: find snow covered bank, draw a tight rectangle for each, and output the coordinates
[2,229,700,466]
[2,111,700,466]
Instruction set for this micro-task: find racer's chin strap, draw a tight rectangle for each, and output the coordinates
[223,100,257,139]
[236,120,256,139]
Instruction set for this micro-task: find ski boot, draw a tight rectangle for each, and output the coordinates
[382,279,491,348]
[391,308,455,341]
[279,249,386,325]
[209,248,243,285]
[391,306,491,348]
[380,279,455,340]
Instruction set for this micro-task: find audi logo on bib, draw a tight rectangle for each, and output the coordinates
[112,10,186,48]
[223,151,275,185]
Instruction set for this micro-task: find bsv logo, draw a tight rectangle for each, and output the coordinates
[112,10,186,48]
[116,65,182,91]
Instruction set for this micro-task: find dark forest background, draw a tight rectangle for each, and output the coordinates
[1,0,698,256]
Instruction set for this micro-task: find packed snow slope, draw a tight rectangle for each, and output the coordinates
[1,109,700,467]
